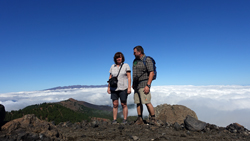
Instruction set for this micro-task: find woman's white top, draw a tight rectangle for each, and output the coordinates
[109,63,131,91]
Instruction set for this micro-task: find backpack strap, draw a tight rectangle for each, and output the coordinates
[136,56,149,80]
[142,56,148,70]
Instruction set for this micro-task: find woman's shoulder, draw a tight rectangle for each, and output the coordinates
[122,63,130,67]
[110,64,116,69]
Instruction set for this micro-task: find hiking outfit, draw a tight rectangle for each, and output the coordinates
[133,54,154,104]
[109,63,131,101]
[133,54,160,126]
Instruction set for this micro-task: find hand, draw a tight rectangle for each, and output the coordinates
[107,87,111,94]
[143,86,150,94]
[127,87,131,94]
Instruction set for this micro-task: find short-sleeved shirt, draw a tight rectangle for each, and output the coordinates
[109,63,131,91]
[133,54,154,89]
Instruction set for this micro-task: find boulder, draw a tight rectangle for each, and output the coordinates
[1,114,59,140]
[0,104,5,126]
[184,115,206,131]
[154,104,198,125]
[226,123,246,133]
[173,122,181,131]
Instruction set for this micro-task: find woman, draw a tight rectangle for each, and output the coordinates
[107,52,131,124]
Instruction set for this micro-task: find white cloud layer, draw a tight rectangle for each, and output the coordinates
[1,85,250,128]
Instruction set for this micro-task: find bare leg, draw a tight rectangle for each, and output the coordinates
[112,100,119,120]
[145,103,155,116]
[137,103,143,116]
[121,100,128,120]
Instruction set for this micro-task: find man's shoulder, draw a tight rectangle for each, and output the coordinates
[144,56,153,63]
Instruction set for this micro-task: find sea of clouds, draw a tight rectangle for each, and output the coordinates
[1,85,250,128]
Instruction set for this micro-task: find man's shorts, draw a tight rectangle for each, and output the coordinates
[111,89,128,102]
[134,88,151,104]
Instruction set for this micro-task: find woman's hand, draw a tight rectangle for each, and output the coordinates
[127,87,131,94]
[107,87,111,94]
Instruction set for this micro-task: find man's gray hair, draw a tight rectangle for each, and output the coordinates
[134,45,144,54]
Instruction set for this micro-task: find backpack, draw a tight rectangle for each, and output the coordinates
[143,56,157,80]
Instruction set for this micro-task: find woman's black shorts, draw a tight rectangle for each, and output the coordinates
[111,89,128,101]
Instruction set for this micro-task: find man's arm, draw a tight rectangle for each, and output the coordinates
[144,71,154,94]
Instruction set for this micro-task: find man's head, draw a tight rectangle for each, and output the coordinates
[133,45,144,59]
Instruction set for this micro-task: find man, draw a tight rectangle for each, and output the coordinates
[132,45,159,126]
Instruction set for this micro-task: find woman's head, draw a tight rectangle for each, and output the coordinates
[114,52,125,64]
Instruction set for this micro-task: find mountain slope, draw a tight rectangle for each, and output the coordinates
[4,98,114,125]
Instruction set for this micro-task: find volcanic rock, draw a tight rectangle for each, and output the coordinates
[1,104,250,140]
[226,123,249,134]
[154,104,198,124]
[184,115,207,131]
[1,114,60,140]
[173,122,182,131]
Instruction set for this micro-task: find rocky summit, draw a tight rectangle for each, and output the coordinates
[1,104,250,140]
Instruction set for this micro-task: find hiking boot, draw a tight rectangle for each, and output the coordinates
[149,117,161,126]
[134,117,144,125]
[111,120,117,124]
[121,120,127,125]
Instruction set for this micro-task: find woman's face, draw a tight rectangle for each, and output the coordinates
[116,55,122,64]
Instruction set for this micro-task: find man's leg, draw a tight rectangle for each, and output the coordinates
[134,89,144,125]
[145,103,155,116]
[134,88,143,117]
[146,103,160,126]
[137,103,143,116]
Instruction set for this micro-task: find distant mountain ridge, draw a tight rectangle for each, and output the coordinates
[45,84,108,90]
[57,98,112,112]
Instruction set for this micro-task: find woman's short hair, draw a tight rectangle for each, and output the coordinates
[134,45,144,54]
[114,52,125,64]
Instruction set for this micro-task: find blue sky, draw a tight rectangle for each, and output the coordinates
[1,0,250,93]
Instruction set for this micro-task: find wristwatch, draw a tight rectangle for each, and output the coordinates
[146,84,151,88]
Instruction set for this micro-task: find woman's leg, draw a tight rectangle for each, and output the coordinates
[119,89,128,120]
[121,100,128,120]
[112,99,119,120]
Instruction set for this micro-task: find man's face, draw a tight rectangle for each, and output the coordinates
[134,49,140,59]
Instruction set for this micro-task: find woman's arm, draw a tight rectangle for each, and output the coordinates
[127,71,131,94]
[107,74,112,94]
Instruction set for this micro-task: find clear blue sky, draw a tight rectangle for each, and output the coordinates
[1,0,250,93]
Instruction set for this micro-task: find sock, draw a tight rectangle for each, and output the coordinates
[138,115,142,118]
[151,115,155,117]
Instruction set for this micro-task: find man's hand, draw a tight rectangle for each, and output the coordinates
[143,86,150,94]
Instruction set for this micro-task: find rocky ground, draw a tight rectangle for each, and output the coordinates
[1,114,250,141]
[55,122,250,141]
